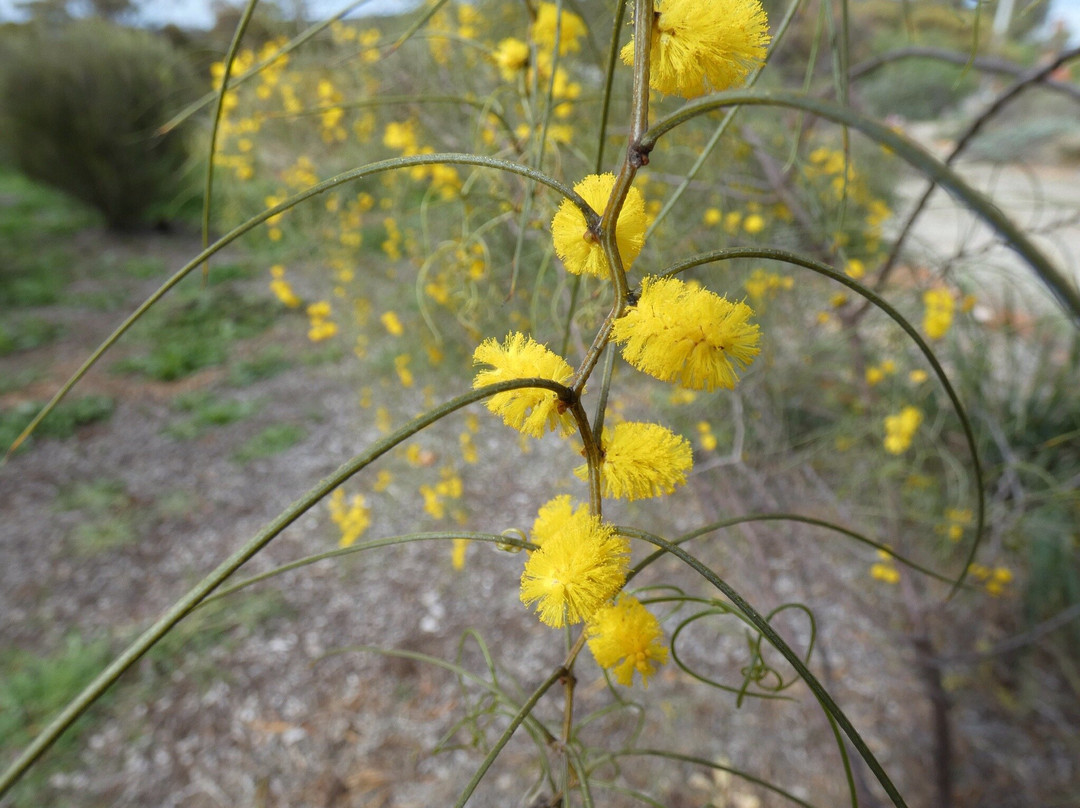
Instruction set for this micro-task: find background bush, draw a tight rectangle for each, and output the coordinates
[0,20,196,229]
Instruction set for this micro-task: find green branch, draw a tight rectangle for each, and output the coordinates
[642,90,1080,323]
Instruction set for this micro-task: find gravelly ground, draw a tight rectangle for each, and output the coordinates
[2,179,1078,808]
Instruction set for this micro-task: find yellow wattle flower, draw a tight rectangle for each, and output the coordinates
[621,0,770,99]
[531,494,578,548]
[551,174,647,279]
[586,595,669,687]
[520,505,629,627]
[494,37,530,80]
[530,2,588,56]
[883,406,923,454]
[328,489,371,549]
[611,276,760,391]
[472,332,575,438]
[574,422,693,501]
[923,287,954,340]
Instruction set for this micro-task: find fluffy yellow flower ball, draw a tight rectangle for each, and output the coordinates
[586,595,669,687]
[621,0,770,99]
[883,406,923,454]
[574,422,692,500]
[520,499,629,627]
[551,174,647,279]
[472,332,575,438]
[611,276,760,391]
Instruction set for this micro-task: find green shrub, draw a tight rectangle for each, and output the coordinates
[0,20,196,229]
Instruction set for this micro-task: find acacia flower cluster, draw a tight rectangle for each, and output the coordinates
[520,497,629,627]
[586,594,670,687]
[575,422,692,501]
[923,287,954,339]
[883,406,923,454]
[621,0,771,98]
[612,276,761,391]
[551,173,648,279]
[472,332,575,438]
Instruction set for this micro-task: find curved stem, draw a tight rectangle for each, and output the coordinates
[657,245,985,596]
[625,513,962,589]
[201,0,258,277]
[0,378,571,796]
[612,749,821,808]
[848,45,1080,103]
[642,89,1080,323]
[6,153,587,458]
[853,45,1080,324]
[619,527,909,808]
[200,532,535,607]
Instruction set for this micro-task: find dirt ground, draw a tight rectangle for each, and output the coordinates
[2,151,1079,807]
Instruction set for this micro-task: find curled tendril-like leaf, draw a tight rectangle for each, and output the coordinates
[668,607,794,702]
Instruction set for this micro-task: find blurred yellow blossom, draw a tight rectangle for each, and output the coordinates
[845,258,865,279]
[531,3,587,56]
[386,308,406,334]
[883,406,923,454]
[923,287,954,339]
[329,488,370,549]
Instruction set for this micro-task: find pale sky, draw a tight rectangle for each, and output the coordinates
[0,0,1077,41]
[0,0,420,27]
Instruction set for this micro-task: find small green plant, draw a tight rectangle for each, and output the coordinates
[54,478,138,555]
[0,634,114,804]
[227,346,292,386]
[0,395,114,450]
[231,422,307,462]
[112,285,276,381]
[164,391,261,440]
[0,316,64,355]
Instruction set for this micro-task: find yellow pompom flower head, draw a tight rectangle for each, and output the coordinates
[574,422,693,500]
[552,173,648,279]
[586,594,669,687]
[473,332,576,438]
[611,276,761,391]
[923,287,954,340]
[883,405,923,455]
[622,0,771,99]
[520,499,630,627]
[531,2,588,56]
[493,37,530,80]
[530,494,577,548]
